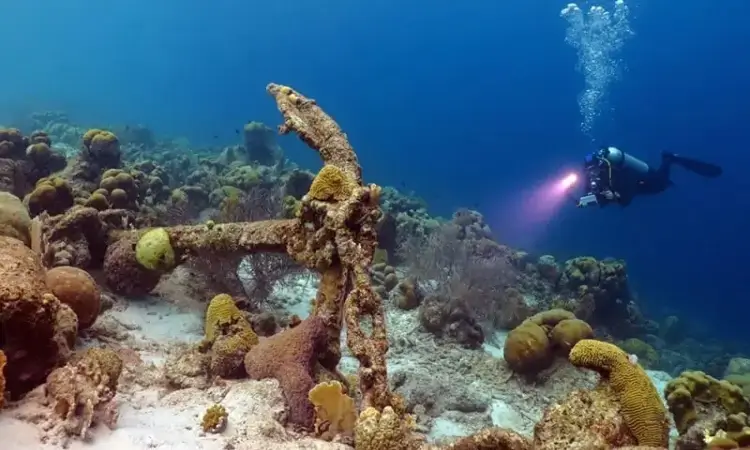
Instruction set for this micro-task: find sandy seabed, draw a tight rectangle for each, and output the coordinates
[0,270,348,450]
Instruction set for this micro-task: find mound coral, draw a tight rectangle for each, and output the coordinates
[503,309,592,374]
[665,370,750,448]
[569,339,670,447]
[45,266,101,329]
[203,293,258,377]
[26,176,74,216]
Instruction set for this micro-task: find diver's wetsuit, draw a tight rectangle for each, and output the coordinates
[582,148,722,208]
[609,152,676,206]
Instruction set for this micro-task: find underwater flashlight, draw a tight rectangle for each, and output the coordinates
[560,173,578,190]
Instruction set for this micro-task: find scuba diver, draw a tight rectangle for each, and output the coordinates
[574,146,723,208]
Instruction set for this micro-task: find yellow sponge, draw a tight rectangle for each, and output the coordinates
[569,339,669,447]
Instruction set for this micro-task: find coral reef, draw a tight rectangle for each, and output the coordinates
[0,83,723,450]
[665,370,750,448]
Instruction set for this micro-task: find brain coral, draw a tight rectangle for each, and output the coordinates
[45,266,101,329]
[569,339,669,447]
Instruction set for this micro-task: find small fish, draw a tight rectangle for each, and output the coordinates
[234,129,240,135]
[212,135,219,139]
[628,353,638,365]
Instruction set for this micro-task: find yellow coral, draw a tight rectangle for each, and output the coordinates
[527,308,575,327]
[201,404,228,433]
[503,321,551,374]
[308,380,357,441]
[549,318,593,354]
[354,406,420,450]
[135,227,175,271]
[204,294,257,344]
[308,165,356,202]
[569,339,669,447]
[665,370,750,434]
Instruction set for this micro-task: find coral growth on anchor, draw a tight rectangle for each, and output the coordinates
[114,84,399,433]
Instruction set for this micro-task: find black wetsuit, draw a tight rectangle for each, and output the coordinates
[608,153,674,207]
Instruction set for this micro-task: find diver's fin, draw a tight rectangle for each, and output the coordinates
[667,153,723,178]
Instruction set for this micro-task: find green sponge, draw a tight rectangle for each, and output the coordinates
[135,228,175,271]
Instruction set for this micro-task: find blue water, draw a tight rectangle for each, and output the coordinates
[2,1,749,340]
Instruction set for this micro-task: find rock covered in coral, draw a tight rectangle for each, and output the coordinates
[45,266,101,329]
[103,233,162,295]
[418,293,485,349]
[25,176,74,217]
[665,370,750,449]
[45,347,122,438]
[203,293,259,378]
[62,129,121,199]
[533,385,638,449]
[0,236,72,397]
[355,406,423,450]
[40,205,135,268]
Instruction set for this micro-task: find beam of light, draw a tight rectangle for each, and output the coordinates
[490,171,580,250]
[559,173,578,191]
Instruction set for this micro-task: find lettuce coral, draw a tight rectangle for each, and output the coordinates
[308,380,357,441]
